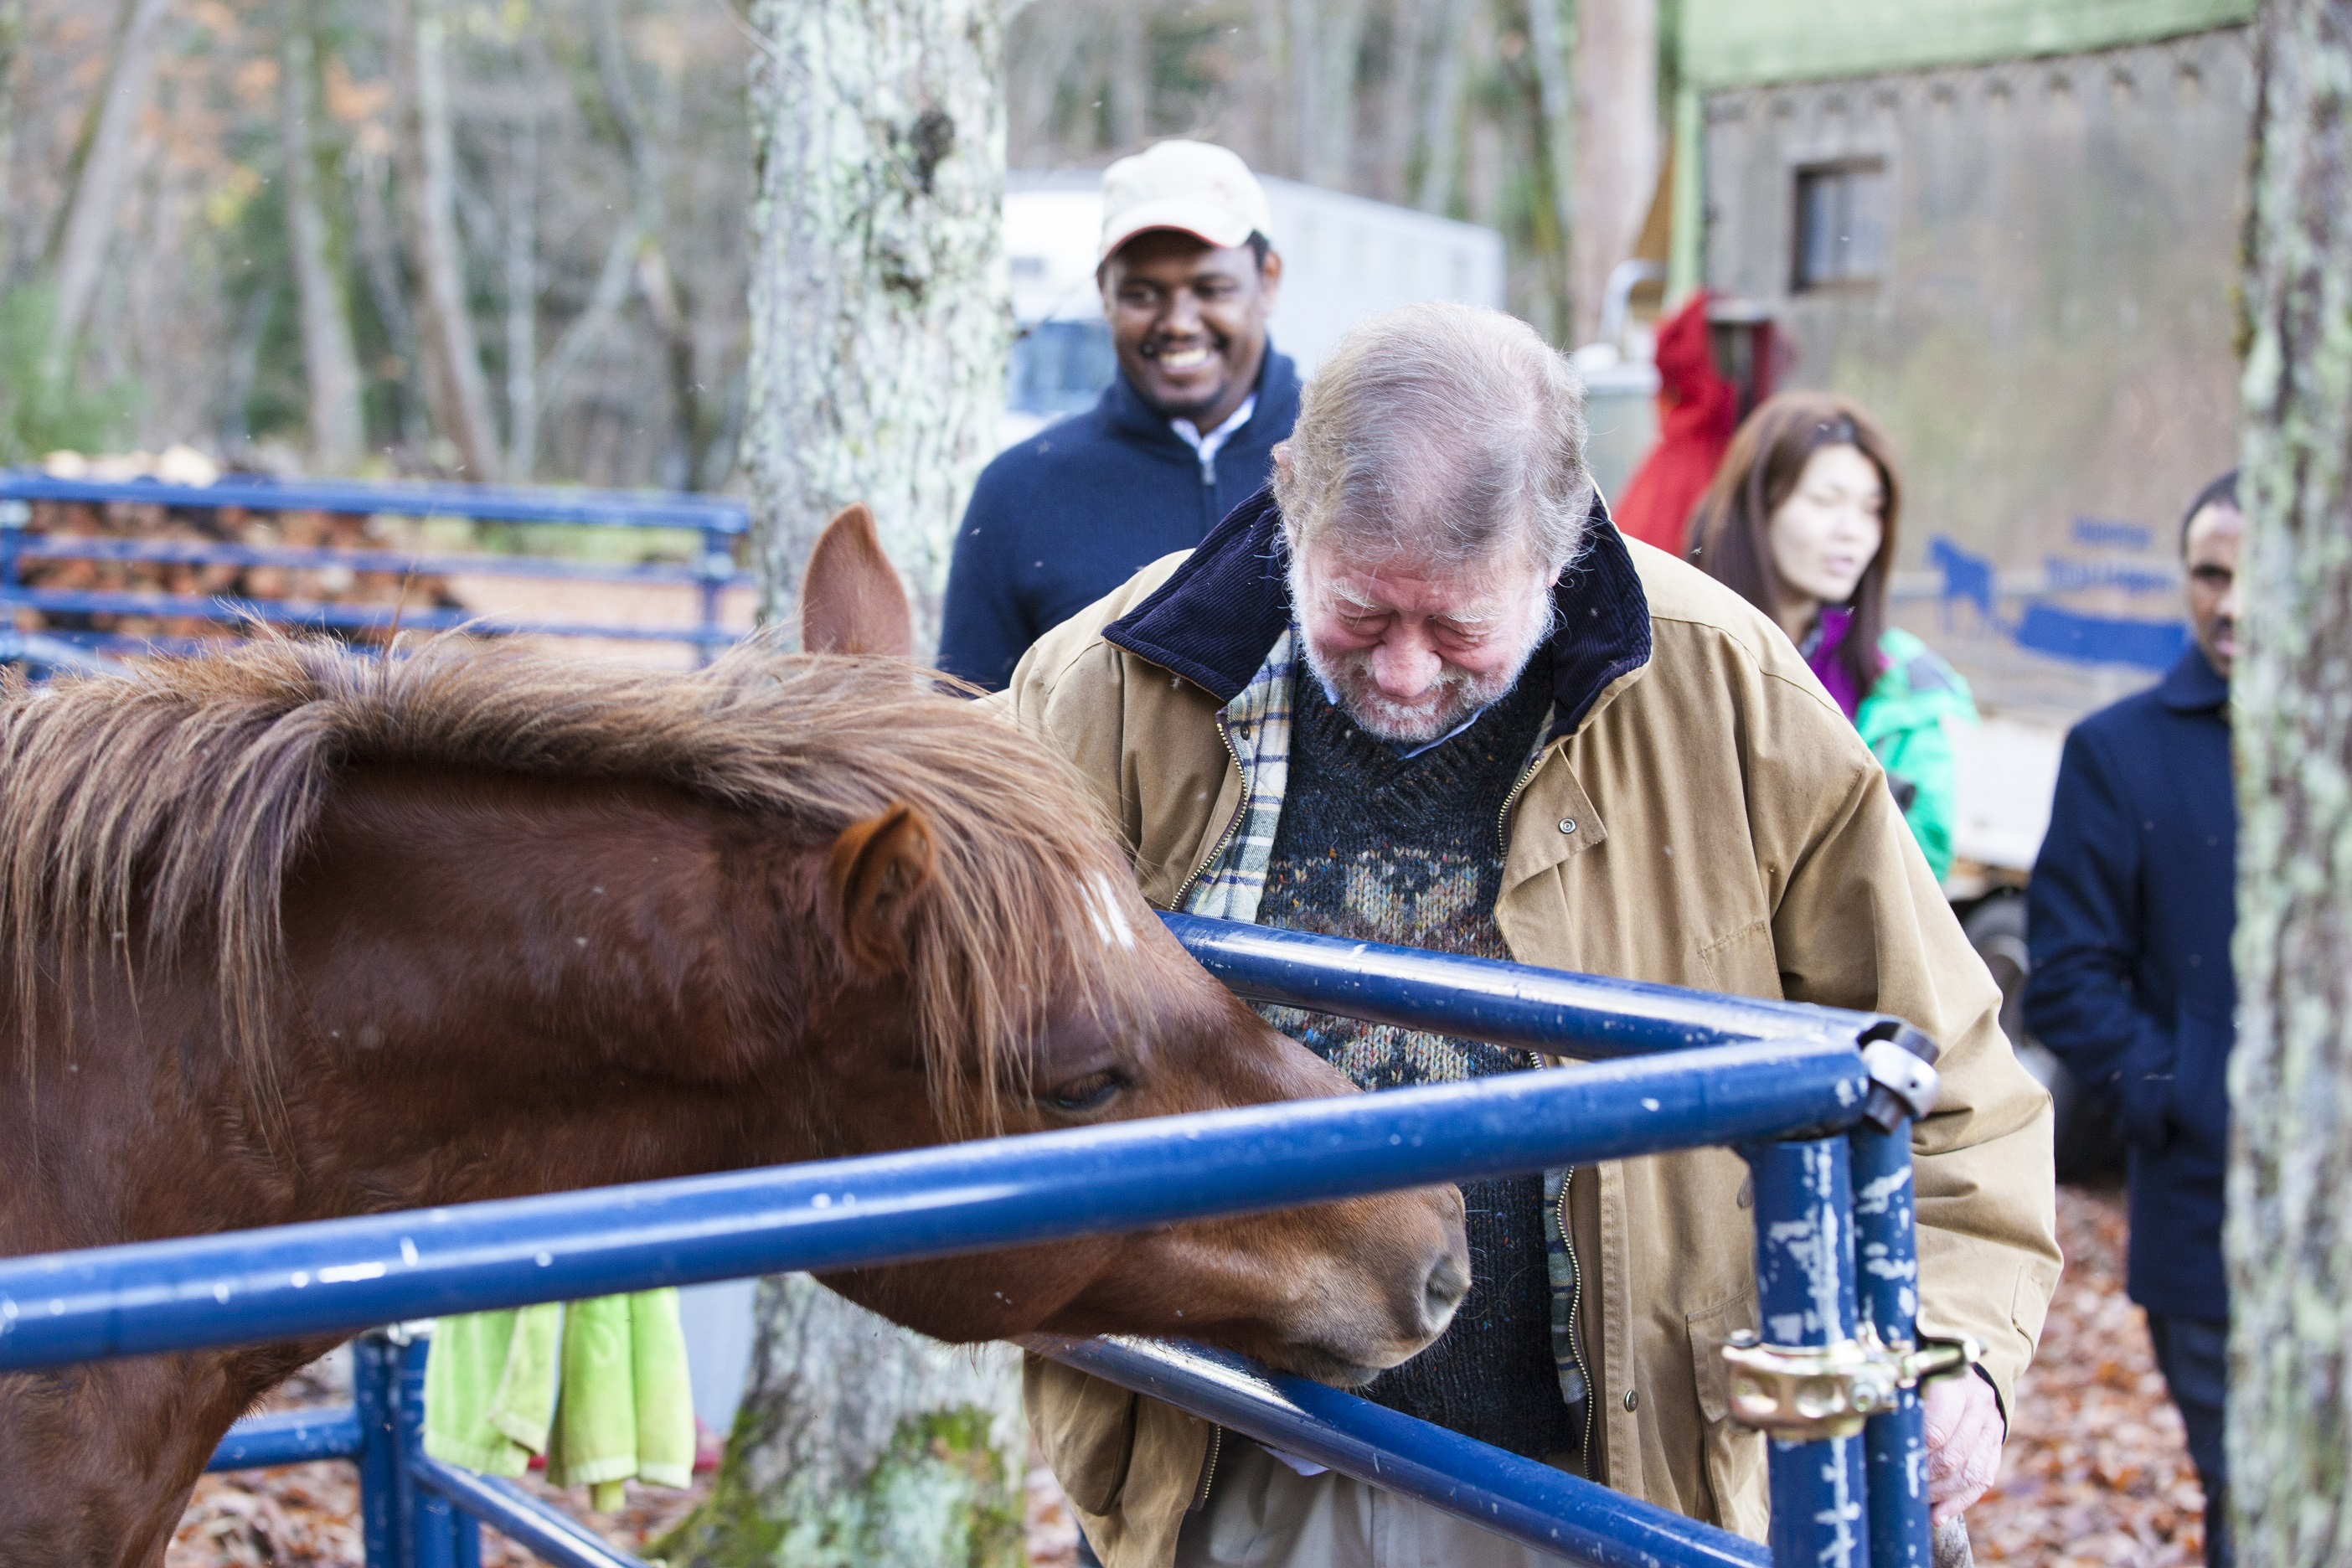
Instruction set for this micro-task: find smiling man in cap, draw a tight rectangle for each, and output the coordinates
[938,140,1297,689]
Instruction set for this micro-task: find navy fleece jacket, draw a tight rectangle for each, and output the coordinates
[936,348,1301,689]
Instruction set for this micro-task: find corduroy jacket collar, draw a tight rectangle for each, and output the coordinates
[1103,487,1653,738]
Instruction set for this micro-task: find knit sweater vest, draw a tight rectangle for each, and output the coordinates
[1256,655,1576,1460]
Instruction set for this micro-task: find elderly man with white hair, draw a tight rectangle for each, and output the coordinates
[1002,302,2058,1567]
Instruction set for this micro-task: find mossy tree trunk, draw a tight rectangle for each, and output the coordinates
[663,1277,1026,1568]
[2229,2,2352,1561]
[740,0,1009,652]
[668,5,1024,1565]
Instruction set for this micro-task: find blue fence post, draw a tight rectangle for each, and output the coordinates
[1743,1136,1870,1568]
[0,497,26,603]
[354,1332,405,1567]
[696,523,730,666]
[1851,1123,1931,1568]
[354,1326,483,1568]
[405,1328,483,1568]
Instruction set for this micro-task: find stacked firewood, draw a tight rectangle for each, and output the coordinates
[11,496,467,647]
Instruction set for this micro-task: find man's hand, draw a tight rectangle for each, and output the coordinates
[1922,1374,2004,1524]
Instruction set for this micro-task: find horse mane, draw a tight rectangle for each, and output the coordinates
[0,631,1138,1132]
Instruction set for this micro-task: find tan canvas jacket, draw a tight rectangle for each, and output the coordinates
[994,507,2061,1566]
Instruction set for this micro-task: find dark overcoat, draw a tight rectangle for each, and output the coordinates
[2026,647,2236,1319]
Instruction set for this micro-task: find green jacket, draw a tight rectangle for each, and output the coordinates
[1855,627,1976,881]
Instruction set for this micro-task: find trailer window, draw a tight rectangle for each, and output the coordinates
[1792,161,1888,291]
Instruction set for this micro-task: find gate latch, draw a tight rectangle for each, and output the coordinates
[1721,1326,1981,1440]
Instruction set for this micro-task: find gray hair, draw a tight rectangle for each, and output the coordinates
[1273,302,1593,575]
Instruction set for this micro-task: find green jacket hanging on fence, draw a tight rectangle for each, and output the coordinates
[423,1290,696,1511]
[1854,627,1976,882]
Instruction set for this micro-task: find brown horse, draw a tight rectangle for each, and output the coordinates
[0,507,1467,1567]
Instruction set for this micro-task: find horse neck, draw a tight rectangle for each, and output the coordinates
[260,763,831,1220]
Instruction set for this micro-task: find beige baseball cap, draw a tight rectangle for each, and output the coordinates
[1097,140,1275,265]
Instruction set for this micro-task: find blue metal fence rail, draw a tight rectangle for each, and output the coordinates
[0,1039,1872,1364]
[0,894,1957,1565]
[0,471,753,663]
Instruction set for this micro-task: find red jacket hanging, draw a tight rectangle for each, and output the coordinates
[1610,291,1737,557]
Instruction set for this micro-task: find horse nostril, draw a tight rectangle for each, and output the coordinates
[1422,1251,1470,1329]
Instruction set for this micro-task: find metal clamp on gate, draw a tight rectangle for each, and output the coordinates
[1722,1325,1981,1440]
[1859,1032,1942,1129]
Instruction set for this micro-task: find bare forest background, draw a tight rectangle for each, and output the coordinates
[0,0,1671,490]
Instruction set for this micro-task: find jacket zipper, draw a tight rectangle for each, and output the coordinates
[1170,714,1250,912]
[1190,1423,1224,1511]
[1505,761,1543,860]
[1560,1167,1597,1472]
[1496,743,1550,852]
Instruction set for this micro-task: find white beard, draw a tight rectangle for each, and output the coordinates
[1294,583,1555,745]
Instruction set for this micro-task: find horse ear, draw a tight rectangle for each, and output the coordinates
[825,803,935,974]
[802,503,913,658]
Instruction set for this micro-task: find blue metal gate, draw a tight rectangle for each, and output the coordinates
[0,916,1963,1568]
[0,470,752,667]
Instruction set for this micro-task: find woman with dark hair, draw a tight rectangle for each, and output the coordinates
[1692,390,1975,879]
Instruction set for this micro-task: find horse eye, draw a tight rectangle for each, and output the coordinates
[1044,1070,1124,1112]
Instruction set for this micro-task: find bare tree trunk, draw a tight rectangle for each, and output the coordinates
[0,0,24,280]
[395,0,503,479]
[1412,0,1467,214]
[44,0,173,365]
[1108,0,1148,150]
[2229,3,2352,1563]
[1522,0,1577,344]
[739,0,1009,649]
[503,101,538,479]
[1278,0,1365,188]
[219,282,278,451]
[1567,0,1656,347]
[583,0,706,491]
[281,9,368,471]
[1359,0,1422,206]
[351,147,428,447]
[531,0,656,462]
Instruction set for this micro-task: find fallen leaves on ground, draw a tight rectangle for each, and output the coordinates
[174,1443,706,1567]
[1970,1183,2206,1567]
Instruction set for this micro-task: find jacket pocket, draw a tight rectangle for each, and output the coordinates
[2117,1029,2179,1153]
[1697,920,1783,1001]
[2168,1008,2235,1156]
[1687,1294,1771,1544]
[1024,1355,1142,1517]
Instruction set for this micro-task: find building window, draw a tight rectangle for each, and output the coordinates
[1792,160,1888,291]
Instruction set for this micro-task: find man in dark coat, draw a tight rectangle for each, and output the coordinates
[2025,470,2242,1568]
[937,140,1299,689]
